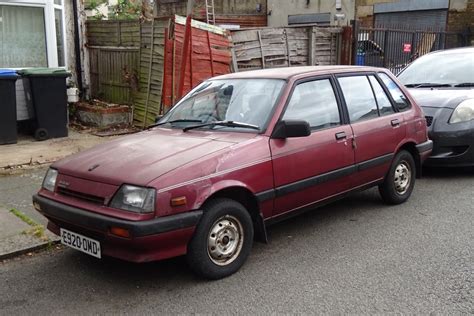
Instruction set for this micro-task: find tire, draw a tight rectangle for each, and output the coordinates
[186,198,254,279]
[379,150,416,205]
[34,128,49,141]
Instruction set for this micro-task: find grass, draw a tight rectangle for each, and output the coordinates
[9,209,49,241]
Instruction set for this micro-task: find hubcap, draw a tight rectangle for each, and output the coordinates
[207,215,243,266]
[394,161,411,195]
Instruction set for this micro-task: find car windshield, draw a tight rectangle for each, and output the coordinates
[158,79,285,132]
[398,51,474,87]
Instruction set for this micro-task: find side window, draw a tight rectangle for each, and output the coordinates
[283,79,340,130]
[338,76,379,123]
[378,73,411,111]
[368,75,395,116]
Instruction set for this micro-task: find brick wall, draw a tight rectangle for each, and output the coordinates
[447,0,474,46]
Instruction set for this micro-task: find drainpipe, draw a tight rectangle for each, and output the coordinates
[72,0,84,95]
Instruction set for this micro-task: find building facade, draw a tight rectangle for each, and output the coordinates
[266,0,355,27]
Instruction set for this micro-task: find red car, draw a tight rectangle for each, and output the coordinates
[33,66,432,279]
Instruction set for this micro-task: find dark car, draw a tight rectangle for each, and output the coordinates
[398,47,474,167]
[33,66,432,279]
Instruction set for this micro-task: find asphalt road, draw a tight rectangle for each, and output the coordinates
[0,168,473,314]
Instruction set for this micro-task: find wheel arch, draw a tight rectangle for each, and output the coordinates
[397,141,421,178]
[201,186,268,243]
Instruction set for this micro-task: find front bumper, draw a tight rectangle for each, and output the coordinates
[423,107,474,167]
[33,194,202,262]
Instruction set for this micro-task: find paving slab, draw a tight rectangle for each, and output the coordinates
[0,207,59,260]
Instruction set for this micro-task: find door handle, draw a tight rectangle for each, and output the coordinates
[335,132,347,140]
[391,119,400,127]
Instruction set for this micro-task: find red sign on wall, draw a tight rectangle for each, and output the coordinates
[403,43,412,53]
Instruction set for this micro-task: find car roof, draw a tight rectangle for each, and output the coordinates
[426,46,474,56]
[212,65,384,80]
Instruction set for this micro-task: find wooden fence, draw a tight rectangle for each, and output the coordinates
[86,19,344,127]
[131,18,168,126]
[86,20,140,104]
[231,26,342,70]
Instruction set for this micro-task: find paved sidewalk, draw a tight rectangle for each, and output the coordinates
[0,130,118,175]
[0,206,59,260]
[0,130,122,259]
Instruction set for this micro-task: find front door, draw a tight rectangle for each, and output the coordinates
[270,77,355,217]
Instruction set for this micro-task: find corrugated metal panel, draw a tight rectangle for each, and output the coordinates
[375,10,448,31]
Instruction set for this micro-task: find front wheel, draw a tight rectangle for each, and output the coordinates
[186,198,254,279]
[379,150,416,205]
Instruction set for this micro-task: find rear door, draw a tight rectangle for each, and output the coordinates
[336,73,406,187]
[270,77,355,217]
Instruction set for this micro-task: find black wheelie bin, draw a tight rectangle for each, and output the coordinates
[0,69,19,144]
[18,68,71,141]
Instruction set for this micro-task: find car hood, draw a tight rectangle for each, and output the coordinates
[407,88,474,109]
[53,128,256,186]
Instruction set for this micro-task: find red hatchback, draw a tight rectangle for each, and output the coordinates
[33,66,432,279]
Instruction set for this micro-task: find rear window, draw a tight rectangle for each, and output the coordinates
[338,76,379,123]
[378,73,411,111]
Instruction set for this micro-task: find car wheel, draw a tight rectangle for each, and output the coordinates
[186,198,254,279]
[379,150,416,205]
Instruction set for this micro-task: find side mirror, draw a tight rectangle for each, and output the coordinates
[271,120,311,139]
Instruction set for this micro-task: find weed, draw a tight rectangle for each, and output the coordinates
[10,209,48,241]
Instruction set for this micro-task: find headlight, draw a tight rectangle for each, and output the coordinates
[42,168,58,192]
[110,185,156,214]
[449,99,474,124]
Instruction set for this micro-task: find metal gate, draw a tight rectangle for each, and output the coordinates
[354,23,465,75]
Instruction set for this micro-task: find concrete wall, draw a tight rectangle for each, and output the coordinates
[266,0,355,27]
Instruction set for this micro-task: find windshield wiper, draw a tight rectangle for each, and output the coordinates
[146,119,202,129]
[454,82,474,87]
[183,120,260,132]
[404,83,452,88]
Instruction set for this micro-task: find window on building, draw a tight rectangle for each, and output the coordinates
[0,5,48,67]
[55,8,65,67]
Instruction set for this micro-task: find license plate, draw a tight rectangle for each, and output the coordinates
[60,228,101,259]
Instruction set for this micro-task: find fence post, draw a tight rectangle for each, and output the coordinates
[383,29,389,68]
[351,19,359,66]
[308,27,315,65]
[340,26,352,65]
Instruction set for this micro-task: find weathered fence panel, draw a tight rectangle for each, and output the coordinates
[86,20,140,104]
[131,19,169,126]
[231,26,342,71]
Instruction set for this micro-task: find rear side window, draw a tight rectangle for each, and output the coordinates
[283,79,340,130]
[368,75,395,116]
[378,73,411,111]
[338,76,379,123]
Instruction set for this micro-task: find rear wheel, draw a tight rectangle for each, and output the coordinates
[186,198,254,279]
[379,150,416,205]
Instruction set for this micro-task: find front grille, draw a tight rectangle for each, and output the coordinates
[425,116,433,127]
[57,187,105,205]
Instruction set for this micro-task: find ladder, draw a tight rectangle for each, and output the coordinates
[205,0,215,25]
